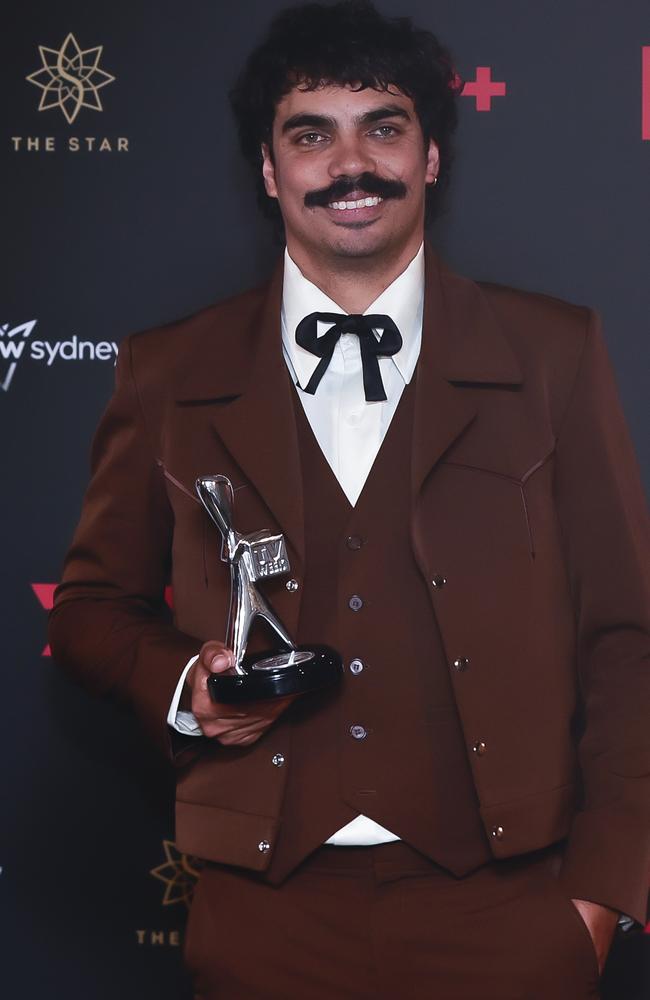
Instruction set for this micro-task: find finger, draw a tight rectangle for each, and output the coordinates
[189,657,236,705]
[193,703,249,727]
[217,728,266,746]
[225,694,296,715]
[198,641,235,673]
[194,706,251,729]
[207,717,272,741]
[208,652,235,674]
[199,700,293,731]
[217,733,261,747]
[193,688,297,730]
[212,716,270,737]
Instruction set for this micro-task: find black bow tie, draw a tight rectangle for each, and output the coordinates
[295,312,403,402]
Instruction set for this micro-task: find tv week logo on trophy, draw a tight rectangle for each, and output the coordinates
[1,320,119,392]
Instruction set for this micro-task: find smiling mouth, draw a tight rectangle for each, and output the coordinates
[327,195,384,211]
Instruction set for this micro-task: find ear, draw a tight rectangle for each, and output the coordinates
[425,139,440,185]
[261,143,278,199]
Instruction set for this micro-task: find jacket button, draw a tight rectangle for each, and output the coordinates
[348,595,364,611]
[349,724,367,740]
[349,658,364,675]
[346,535,363,550]
[472,741,487,756]
[452,657,469,671]
[432,575,447,588]
[286,579,299,592]
[258,840,271,853]
[271,753,285,767]
[491,825,504,841]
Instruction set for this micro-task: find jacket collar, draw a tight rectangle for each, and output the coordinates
[410,247,522,496]
[174,245,523,561]
[175,246,522,402]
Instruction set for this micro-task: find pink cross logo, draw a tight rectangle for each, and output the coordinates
[32,583,57,656]
[642,47,650,140]
[462,67,507,112]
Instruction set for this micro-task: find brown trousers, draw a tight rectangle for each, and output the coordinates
[184,842,601,999]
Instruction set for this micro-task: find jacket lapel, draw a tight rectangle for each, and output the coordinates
[176,262,305,567]
[411,248,523,498]
[174,246,522,568]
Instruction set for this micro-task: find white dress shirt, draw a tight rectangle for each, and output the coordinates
[168,243,425,846]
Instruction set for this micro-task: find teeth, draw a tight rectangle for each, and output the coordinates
[328,197,382,211]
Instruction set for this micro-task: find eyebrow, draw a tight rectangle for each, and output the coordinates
[281,104,412,135]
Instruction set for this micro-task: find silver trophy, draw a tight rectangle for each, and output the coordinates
[196,475,342,703]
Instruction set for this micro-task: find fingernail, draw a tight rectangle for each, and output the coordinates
[210,654,229,671]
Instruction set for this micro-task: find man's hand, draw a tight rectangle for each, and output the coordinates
[187,640,297,746]
[571,898,619,974]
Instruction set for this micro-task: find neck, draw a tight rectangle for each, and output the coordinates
[286,235,423,312]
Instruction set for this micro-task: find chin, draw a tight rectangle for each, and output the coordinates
[326,229,404,260]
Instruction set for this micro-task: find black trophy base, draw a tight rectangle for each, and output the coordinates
[207,644,342,704]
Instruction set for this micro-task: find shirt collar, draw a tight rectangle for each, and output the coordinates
[281,243,424,391]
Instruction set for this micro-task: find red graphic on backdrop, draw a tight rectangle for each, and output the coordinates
[32,583,56,655]
[462,67,506,112]
[32,583,174,656]
[643,48,650,140]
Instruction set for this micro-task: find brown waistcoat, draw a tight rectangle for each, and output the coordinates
[267,377,491,881]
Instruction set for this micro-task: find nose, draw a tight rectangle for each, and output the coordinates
[327,134,375,180]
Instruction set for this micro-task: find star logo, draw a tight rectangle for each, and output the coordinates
[26,32,115,125]
[150,841,203,909]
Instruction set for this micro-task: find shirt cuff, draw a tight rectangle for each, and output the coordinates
[166,654,203,735]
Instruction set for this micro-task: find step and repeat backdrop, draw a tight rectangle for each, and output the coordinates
[1,1,648,997]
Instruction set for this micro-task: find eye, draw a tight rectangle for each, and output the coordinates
[296,132,327,146]
[369,124,399,138]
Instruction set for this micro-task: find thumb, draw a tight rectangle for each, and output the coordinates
[209,649,235,674]
[199,641,235,674]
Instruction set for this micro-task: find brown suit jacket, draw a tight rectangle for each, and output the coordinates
[49,248,650,923]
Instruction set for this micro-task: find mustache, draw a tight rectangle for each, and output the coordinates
[304,173,407,208]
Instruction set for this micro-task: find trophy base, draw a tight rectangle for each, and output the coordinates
[207,644,342,703]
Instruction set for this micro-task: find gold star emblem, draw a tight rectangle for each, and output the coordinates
[150,841,203,909]
[26,32,115,124]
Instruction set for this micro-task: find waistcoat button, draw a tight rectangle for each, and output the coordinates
[346,535,363,550]
[349,724,367,740]
[472,741,487,756]
[271,753,285,767]
[349,658,364,675]
[491,825,504,840]
[452,657,469,671]
[258,840,271,853]
[286,579,299,592]
[432,575,447,588]
[348,595,364,611]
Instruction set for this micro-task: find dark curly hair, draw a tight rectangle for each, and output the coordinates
[230,0,460,233]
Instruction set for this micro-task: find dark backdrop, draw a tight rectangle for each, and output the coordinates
[1,2,648,997]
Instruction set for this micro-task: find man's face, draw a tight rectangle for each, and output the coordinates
[261,83,439,263]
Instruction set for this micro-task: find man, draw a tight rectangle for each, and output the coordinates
[50,2,649,997]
